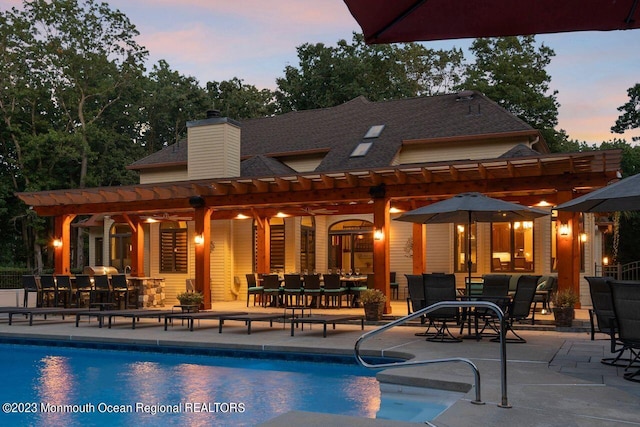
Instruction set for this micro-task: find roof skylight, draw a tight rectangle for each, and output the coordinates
[364,124,385,139]
[350,141,373,157]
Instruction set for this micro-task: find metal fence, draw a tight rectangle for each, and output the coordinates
[595,261,640,280]
[0,270,29,289]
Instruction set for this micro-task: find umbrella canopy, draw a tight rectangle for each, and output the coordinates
[343,0,640,43]
[395,192,549,291]
[395,192,550,225]
[555,173,640,212]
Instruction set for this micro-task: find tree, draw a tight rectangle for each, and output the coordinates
[206,77,276,120]
[142,60,209,154]
[275,33,464,112]
[0,0,148,270]
[461,36,561,150]
[611,83,640,142]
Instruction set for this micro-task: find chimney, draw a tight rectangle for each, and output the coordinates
[186,112,241,180]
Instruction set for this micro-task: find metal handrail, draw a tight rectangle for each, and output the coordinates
[354,300,510,408]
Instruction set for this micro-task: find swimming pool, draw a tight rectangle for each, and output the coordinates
[0,343,387,426]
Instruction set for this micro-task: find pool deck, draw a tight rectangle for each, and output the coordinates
[0,300,638,426]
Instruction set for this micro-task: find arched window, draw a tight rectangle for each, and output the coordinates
[109,224,131,272]
[159,221,187,273]
[328,220,373,274]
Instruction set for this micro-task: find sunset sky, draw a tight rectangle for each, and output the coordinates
[2,0,639,144]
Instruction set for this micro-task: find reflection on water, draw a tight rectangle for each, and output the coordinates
[2,345,380,427]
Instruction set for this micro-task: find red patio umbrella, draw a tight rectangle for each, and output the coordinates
[343,0,640,44]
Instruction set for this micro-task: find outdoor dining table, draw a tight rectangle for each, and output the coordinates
[339,275,367,307]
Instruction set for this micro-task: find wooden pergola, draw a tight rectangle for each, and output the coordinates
[18,150,622,311]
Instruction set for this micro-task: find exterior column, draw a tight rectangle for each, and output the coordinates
[556,190,581,307]
[255,217,271,274]
[373,197,391,314]
[194,207,212,309]
[412,223,425,273]
[130,221,144,277]
[54,214,76,275]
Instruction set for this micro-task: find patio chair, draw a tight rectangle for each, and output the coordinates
[92,274,112,306]
[322,273,346,308]
[111,274,133,309]
[22,275,41,307]
[283,274,304,307]
[390,272,399,300]
[473,274,511,337]
[302,274,322,308]
[54,275,73,308]
[39,275,58,307]
[586,276,630,367]
[492,275,540,343]
[261,274,282,307]
[423,273,461,343]
[349,274,373,308]
[245,273,263,307]
[609,280,640,382]
[532,276,557,323]
[73,274,93,308]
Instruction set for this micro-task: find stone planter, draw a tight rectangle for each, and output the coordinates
[553,307,574,327]
[364,302,384,321]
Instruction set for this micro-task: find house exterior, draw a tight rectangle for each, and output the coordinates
[17,91,622,311]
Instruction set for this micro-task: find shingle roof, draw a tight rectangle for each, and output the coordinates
[129,91,538,174]
[240,155,297,177]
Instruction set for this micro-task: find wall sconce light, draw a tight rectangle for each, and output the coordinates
[374,230,384,241]
[53,238,63,248]
[558,223,570,236]
[235,213,249,220]
[579,233,587,243]
[194,234,204,245]
[603,256,609,266]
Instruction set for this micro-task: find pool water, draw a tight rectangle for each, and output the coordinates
[0,344,381,426]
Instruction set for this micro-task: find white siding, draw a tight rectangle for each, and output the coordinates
[282,155,324,173]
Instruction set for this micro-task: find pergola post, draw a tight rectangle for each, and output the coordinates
[54,214,75,275]
[373,197,391,314]
[194,207,212,309]
[556,190,581,307]
[130,221,144,277]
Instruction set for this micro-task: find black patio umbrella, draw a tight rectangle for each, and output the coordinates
[555,173,640,212]
[395,192,549,291]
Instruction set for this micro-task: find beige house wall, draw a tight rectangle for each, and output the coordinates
[139,167,188,184]
[398,139,531,164]
[282,155,324,173]
[188,122,241,180]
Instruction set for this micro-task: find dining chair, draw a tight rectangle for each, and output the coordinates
[246,273,263,307]
[283,274,303,307]
[321,273,345,308]
[493,275,540,343]
[423,273,460,342]
[302,274,322,308]
[111,274,131,309]
[261,274,282,307]
[609,280,640,382]
[92,274,112,305]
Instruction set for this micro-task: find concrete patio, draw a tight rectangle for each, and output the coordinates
[0,299,637,426]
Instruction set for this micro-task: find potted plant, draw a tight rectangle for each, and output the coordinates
[176,291,204,311]
[360,289,386,321]
[552,289,579,327]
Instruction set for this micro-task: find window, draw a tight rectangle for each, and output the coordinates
[159,222,187,273]
[491,221,534,272]
[454,223,477,273]
[269,217,285,272]
[300,217,316,272]
[109,224,131,272]
[350,142,373,157]
[328,220,373,274]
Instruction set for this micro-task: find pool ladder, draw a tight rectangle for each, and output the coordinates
[354,300,510,409]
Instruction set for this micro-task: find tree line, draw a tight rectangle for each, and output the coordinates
[1,0,638,270]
